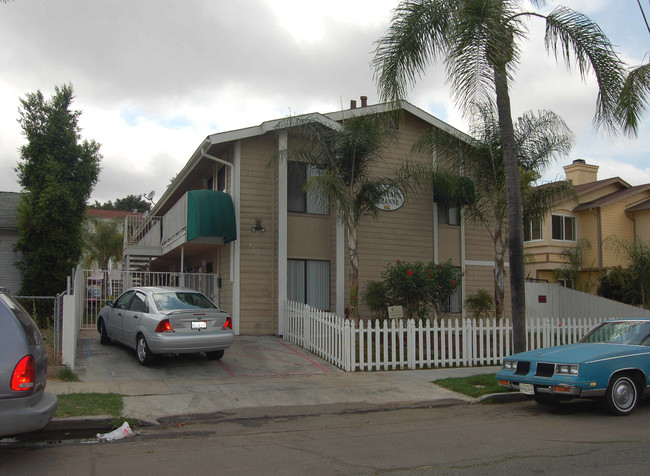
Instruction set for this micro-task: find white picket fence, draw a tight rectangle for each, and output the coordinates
[282,300,611,372]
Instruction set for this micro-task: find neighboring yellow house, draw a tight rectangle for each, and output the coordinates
[124,99,510,335]
[525,159,650,292]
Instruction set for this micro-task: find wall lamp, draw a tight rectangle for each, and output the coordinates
[251,220,265,233]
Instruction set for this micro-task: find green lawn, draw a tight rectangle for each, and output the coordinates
[434,373,510,398]
[55,393,123,418]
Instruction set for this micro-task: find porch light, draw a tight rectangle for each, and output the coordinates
[251,220,265,233]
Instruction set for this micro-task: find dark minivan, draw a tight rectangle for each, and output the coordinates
[0,290,57,437]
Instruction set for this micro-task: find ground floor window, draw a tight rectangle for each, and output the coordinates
[288,259,330,311]
[444,272,462,313]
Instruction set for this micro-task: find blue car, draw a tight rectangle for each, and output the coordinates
[496,319,650,415]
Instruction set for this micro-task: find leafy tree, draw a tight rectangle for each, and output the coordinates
[281,113,472,319]
[373,1,642,352]
[81,218,124,270]
[597,266,642,306]
[415,104,575,319]
[15,84,101,295]
[92,194,151,212]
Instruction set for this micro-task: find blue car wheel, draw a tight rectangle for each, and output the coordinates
[604,374,638,416]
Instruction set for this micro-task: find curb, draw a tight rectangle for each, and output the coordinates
[476,391,532,404]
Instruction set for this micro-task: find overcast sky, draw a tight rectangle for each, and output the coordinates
[0,0,648,204]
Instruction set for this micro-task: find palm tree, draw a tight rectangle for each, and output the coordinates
[415,104,575,319]
[553,238,593,292]
[619,0,650,135]
[82,217,124,270]
[281,112,472,319]
[373,1,641,352]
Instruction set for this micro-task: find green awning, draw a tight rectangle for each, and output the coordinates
[186,190,237,244]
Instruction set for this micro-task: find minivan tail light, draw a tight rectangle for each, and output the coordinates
[155,319,174,333]
[12,355,35,391]
[222,316,232,330]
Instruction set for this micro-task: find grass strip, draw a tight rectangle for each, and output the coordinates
[434,373,509,398]
[55,393,123,418]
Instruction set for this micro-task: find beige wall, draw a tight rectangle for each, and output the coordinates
[237,135,277,335]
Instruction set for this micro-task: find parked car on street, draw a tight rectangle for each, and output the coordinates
[0,289,58,437]
[96,286,234,365]
[497,318,650,415]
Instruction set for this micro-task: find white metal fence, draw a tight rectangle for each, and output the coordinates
[76,269,217,329]
[283,300,612,372]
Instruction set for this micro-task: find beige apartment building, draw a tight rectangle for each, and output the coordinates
[124,100,509,335]
[524,159,650,291]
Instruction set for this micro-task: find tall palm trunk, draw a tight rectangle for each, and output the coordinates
[494,64,527,353]
[347,217,360,320]
[493,218,506,319]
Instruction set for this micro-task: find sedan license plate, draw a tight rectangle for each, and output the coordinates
[191,321,207,330]
[519,383,534,395]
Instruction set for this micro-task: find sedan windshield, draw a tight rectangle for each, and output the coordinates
[153,292,217,311]
[579,321,650,345]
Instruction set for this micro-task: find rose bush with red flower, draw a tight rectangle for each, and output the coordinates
[363,259,462,320]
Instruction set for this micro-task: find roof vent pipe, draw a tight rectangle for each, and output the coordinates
[360,96,368,107]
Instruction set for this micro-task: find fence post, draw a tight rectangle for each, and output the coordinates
[304,304,311,351]
[407,319,416,370]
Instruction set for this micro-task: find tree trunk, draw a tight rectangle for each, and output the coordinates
[347,219,360,320]
[494,65,527,353]
[493,219,506,320]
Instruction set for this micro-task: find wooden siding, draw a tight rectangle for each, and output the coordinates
[238,135,277,335]
[0,231,21,294]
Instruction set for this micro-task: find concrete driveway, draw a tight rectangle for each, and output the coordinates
[73,329,340,382]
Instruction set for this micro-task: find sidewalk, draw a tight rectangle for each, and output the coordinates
[47,331,504,426]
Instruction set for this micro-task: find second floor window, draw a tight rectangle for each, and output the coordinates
[524,217,543,241]
[551,214,576,241]
[437,201,460,226]
[288,162,329,214]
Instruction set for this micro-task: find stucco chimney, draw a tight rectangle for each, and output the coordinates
[360,96,368,107]
[350,100,357,109]
[564,159,599,186]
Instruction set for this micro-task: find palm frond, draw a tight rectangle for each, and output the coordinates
[618,62,650,137]
[544,6,627,133]
[373,0,454,102]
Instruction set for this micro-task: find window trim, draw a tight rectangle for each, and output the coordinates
[551,214,576,242]
[287,258,331,311]
[287,161,329,215]
[437,200,461,226]
[524,217,543,242]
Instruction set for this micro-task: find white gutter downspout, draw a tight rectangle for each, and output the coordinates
[199,139,240,335]
[200,140,236,281]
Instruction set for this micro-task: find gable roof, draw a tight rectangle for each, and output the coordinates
[0,192,21,229]
[153,100,470,215]
[574,183,650,211]
[572,177,630,197]
[625,197,650,213]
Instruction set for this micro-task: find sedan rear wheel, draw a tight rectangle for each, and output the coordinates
[604,374,638,416]
[206,350,224,361]
[136,335,154,366]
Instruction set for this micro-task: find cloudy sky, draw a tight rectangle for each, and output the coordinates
[0,0,648,204]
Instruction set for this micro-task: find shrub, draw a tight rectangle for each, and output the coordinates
[380,259,462,320]
[362,280,388,320]
[465,289,495,319]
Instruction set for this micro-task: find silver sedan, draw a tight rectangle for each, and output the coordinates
[96,286,234,365]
